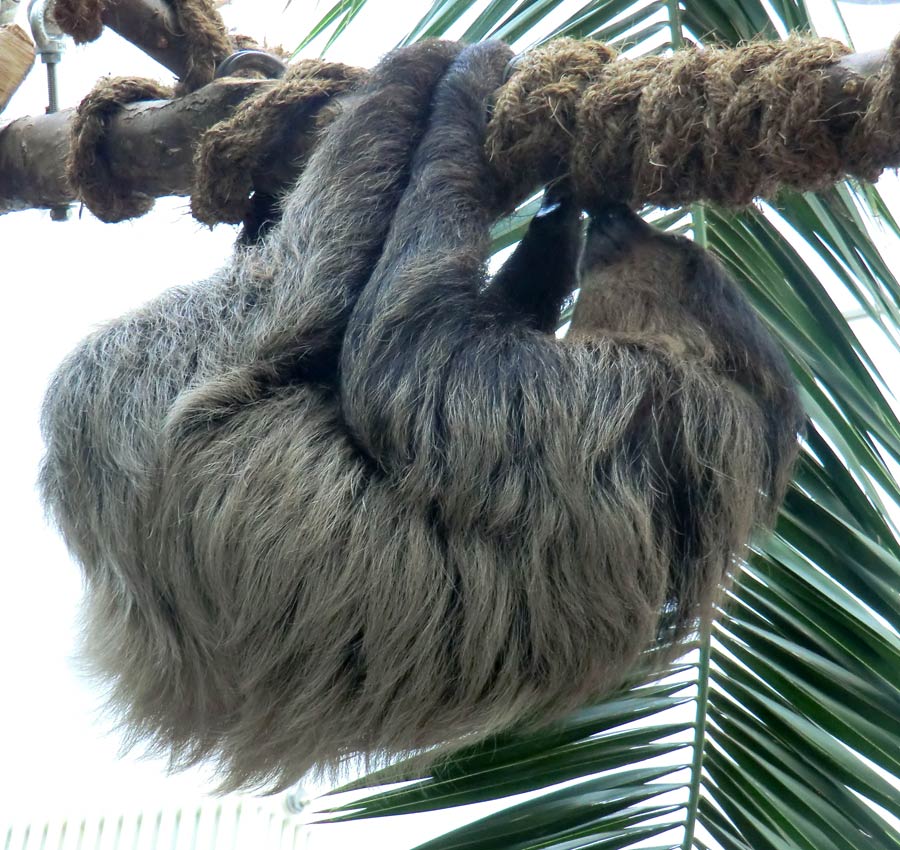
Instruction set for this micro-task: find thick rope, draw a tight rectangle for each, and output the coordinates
[67,76,174,222]
[52,0,105,43]
[191,60,366,225]
[485,39,618,200]
[171,0,232,94]
[64,34,900,224]
[487,36,860,208]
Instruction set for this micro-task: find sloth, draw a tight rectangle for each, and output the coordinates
[39,40,802,792]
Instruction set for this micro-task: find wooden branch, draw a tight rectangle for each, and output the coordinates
[0,47,892,217]
[837,48,887,79]
[0,78,279,213]
[67,0,279,80]
[96,0,192,78]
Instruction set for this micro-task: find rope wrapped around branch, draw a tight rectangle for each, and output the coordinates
[191,60,366,226]
[486,35,893,208]
[64,33,900,224]
[67,76,174,222]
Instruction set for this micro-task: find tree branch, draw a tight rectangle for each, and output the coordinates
[0,78,276,213]
[83,0,192,77]
[0,45,892,217]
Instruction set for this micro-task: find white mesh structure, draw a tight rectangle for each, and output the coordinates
[1,800,310,850]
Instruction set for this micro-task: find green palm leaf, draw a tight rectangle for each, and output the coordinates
[298,1,900,847]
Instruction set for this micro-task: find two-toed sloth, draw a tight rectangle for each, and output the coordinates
[39,41,803,791]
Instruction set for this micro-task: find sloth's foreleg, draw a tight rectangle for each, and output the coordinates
[483,187,583,333]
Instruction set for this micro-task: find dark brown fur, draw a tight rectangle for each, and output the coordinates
[39,41,802,793]
[571,205,801,639]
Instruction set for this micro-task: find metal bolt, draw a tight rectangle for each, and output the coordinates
[28,0,70,220]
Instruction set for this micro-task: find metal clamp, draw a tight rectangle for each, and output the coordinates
[215,49,287,81]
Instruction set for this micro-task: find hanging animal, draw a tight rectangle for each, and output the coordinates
[38,40,803,792]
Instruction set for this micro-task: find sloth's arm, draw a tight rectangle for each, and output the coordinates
[482,189,582,333]
[340,44,651,508]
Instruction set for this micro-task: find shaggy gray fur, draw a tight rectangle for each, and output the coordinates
[39,40,802,793]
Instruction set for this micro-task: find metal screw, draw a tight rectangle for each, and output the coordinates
[28,0,69,220]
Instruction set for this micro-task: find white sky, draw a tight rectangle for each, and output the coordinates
[1,1,899,847]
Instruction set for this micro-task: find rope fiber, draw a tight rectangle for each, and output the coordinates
[59,18,900,224]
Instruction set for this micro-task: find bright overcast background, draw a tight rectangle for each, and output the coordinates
[1,1,899,848]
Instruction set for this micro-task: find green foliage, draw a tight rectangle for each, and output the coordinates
[298,2,900,847]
